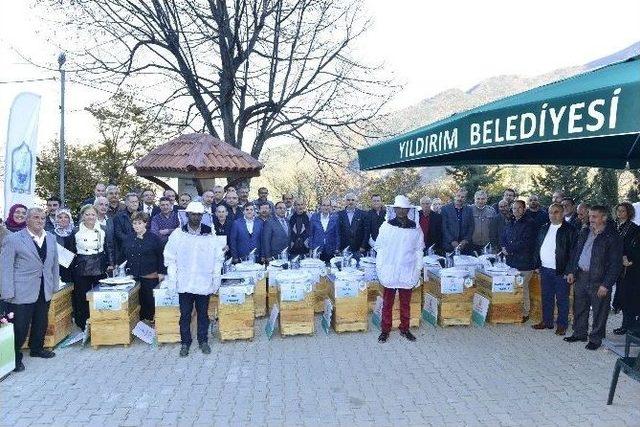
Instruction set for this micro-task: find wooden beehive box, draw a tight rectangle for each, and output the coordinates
[329,271,368,333]
[528,272,542,324]
[391,284,422,328]
[23,285,74,349]
[313,276,331,313]
[475,272,523,324]
[267,266,283,312]
[217,282,255,341]
[423,270,474,327]
[154,288,181,343]
[87,284,140,348]
[234,263,268,317]
[278,272,315,336]
[300,259,329,313]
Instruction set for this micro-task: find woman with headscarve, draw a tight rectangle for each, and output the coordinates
[53,208,75,284]
[4,204,28,233]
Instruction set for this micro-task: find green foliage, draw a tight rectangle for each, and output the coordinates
[590,168,619,208]
[36,91,174,212]
[445,165,502,202]
[531,165,591,206]
[360,169,423,206]
[36,140,101,213]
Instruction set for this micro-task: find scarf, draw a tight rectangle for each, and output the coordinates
[54,209,75,237]
[5,204,27,232]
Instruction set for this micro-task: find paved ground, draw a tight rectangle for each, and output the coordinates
[1,312,639,427]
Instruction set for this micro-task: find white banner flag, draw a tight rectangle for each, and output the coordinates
[4,92,41,210]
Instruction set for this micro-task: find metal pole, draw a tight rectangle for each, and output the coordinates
[58,53,66,205]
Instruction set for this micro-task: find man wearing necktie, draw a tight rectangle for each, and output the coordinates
[262,202,291,261]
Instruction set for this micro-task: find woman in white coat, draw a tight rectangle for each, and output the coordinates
[375,195,424,343]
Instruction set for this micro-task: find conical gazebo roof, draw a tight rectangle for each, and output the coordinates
[135,133,263,179]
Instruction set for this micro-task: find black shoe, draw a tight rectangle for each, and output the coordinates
[30,349,55,359]
[179,345,189,357]
[199,342,211,354]
[400,330,417,341]
[613,327,627,335]
[585,342,601,350]
[521,315,530,323]
[13,361,25,372]
[563,335,588,343]
[378,332,389,343]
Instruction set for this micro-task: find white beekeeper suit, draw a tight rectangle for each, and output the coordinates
[163,206,226,295]
[375,201,424,289]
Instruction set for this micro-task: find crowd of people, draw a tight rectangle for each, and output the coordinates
[1,182,639,368]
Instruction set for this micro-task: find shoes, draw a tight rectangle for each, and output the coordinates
[563,335,587,343]
[13,361,25,372]
[585,342,601,350]
[199,342,211,354]
[179,345,189,357]
[521,315,530,323]
[400,330,417,342]
[613,327,627,335]
[555,327,567,336]
[378,332,389,343]
[532,323,553,330]
[29,349,55,359]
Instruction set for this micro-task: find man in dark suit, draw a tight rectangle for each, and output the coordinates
[441,189,474,254]
[82,182,107,207]
[419,196,443,254]
[0,208,60,372]
[113,193,140,264]
[44,196,61,232]
[309,198,339,262]
[139,189,161,222]
[365,194,386,250]
[262,202,291,261]
[561,197,581,230]
[336,193,367,255]
[229,204,263,263]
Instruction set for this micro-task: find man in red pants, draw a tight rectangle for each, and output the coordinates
[375,195,424,342]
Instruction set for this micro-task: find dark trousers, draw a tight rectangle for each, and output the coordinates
[73,275,103,330]
[622,308,639,329]
[178,292,210,346]
[381,287,412,333]
[572,271,611,345]
[7,280,50,364]
[137,278,158,321]
[540,267,570,328]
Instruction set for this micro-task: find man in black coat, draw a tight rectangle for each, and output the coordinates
[364,194,386,250]
[532,203,577,335]
[564,205,623,350]
[418,196,442,254]
[113,193,139,264]
[336,193,367,255]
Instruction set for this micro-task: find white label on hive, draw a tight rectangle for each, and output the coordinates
[219,286,247,304]
[440,276,464,294]
[153,289,179,307]
[492,275,515,293]
[93,292,123,310]
[280,283,305,302]
[335,281,359,298]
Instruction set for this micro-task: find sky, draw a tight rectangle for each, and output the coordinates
[1,0,639,154]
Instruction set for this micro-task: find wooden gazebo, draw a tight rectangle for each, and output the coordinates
[134,133,263,194]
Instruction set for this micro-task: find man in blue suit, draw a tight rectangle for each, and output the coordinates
[230,204,263,263]
[336,193,367,256]
[309,198,339,262]
[262,202,291,261]
[441,189,474,254]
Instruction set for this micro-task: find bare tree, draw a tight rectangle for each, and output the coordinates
[38,0,396,164]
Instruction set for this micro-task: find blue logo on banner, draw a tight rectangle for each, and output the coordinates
[10,141,32,194]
